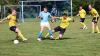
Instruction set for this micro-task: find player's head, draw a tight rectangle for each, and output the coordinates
[11,9,17,15]
[62,13,67,19]
[79,5,83,10]
[88,4,93,10]
[43,7,48,12]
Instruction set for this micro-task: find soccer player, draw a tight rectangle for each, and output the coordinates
[0,9,27,42]
[88,4,100,33]
[45,13,72,39]
[77,5,87,29]
[37,7,54,41]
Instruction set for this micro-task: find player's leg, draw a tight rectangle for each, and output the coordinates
[10,26,27,41]
[15,27,27,41]
[16,33,19,40]
[92,22,95,33]
[54,26,62,39]
[58,28,66,39]
[45,26,59,38]
[37,26,44,41]
[95,18,100,33]
[92,18,98,33]
[80,18,87,29]
[47,23,53,39]
[95,24,100,33]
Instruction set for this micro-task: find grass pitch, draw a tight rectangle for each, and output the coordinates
[0,16,100,56]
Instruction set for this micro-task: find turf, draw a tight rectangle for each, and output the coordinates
[0,16,100,56]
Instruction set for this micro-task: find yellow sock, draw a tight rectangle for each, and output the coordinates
[45,33,49,38]
[92,25,95,33]
[96,26,100,33]
[18,31,27,41]
[55,36,59,40]
[80,22,86,27]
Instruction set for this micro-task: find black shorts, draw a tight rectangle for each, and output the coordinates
[9,26,17,32]
[92,17,99,23]
[54,26,66,34]
[80,18,85,22]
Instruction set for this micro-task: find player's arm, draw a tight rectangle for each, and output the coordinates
[76,11,80,16]
[0,18,8,23]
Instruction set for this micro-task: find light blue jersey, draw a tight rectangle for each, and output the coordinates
[39,11,51,23]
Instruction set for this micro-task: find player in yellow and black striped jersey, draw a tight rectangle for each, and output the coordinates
[88,4,100,33]
[0,9,28,41]
[77,5,87,29]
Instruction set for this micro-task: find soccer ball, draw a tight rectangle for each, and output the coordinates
[13,40,19,44]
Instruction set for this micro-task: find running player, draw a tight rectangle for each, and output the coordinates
[0,9,27,42]
[88,4,100,33]
[77,5,87,29]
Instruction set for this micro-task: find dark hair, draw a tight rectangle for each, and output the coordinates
[62,13,67,16]
[79,4,83,7]
[44,6,48,9]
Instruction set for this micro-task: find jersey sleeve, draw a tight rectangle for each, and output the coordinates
[93,9,98,15]
[7,15,11,20]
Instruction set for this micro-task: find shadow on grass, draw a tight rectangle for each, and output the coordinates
[42,37,75,40]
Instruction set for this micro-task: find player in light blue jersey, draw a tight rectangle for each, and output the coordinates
[37,7,54,41]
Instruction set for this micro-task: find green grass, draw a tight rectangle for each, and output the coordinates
[0,16,100,56]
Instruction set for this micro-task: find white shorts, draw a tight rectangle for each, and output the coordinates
[40,22,50,27]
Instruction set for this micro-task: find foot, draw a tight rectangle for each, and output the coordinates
[80,27,83,29]
[83,27,87,29]
[22,38,28,43]
[50,35,54,40]
[37,38,42,42]
[23,38,28,41]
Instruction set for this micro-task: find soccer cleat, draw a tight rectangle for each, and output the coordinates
[37,38,42,42]
[23,38,28,41]
[22,38,28,43]
[80,27,83,29]
[83,27,88,29]
[50,35,54,40]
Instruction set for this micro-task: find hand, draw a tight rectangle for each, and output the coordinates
[0,21,2,23]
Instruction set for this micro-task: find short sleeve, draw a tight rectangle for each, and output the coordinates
[7,15,11,20]
[93,9,98,15]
